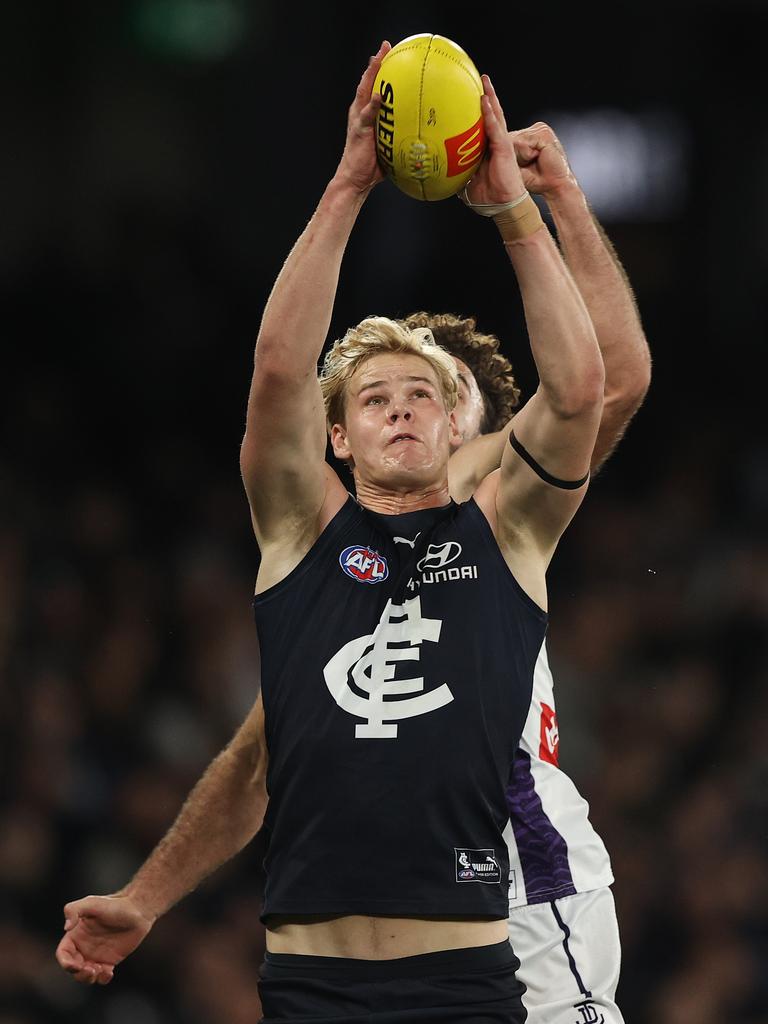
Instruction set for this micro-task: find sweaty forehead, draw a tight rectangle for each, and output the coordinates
[352,352,440,391]
[452,357,480,392]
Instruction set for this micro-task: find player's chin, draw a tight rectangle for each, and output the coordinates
[380,453,439,486]
[382,446,429,470]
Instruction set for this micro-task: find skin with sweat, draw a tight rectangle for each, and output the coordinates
[330,352,461,511]
[451,356,486,449]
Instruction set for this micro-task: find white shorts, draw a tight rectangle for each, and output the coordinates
[507,887,625,1024]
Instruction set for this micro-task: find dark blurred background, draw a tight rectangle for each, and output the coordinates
[1,2,767,1022]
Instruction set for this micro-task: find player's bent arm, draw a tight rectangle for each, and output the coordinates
[240,179,371,549]
[542,181,651,472]
[495,390,600,552]
[56,696,269,985]
[503,225,604,474]
[455,81,603,514]
[447,186,650,502]
[119,693,269,917]
[447,420,514,503]
[491,227,603,586]
[240,44,389,548]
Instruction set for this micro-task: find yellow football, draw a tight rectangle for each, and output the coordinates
[373,33,486,202]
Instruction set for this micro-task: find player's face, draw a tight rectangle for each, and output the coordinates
[330,353,460,491]
[451,358,485,451]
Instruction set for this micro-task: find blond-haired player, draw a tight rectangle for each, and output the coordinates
[57,46,609,1023]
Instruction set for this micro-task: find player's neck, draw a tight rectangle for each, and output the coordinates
[354,479,452,515]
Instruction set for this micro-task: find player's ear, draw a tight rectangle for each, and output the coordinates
[448,410,462,448]
[330,423,352,462]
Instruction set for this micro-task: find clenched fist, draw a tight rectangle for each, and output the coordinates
[510,122,578,199]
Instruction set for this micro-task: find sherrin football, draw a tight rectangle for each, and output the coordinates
[373,34,486,202]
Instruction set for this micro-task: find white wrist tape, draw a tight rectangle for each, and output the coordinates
[459,188,531,218]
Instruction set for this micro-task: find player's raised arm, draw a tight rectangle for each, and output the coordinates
[467,78,603,596]
[512,122,651,471]
[240,42,390,554]
[447,123,650,502]
[56,695,269,985]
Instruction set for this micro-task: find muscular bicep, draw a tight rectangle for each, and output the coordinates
[590,387,648,474]
[496,388,600,559]
[239,358,332,545]
[447,424,512,503]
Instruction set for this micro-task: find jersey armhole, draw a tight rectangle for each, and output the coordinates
[253,495,361,607]
[464,497,548,622]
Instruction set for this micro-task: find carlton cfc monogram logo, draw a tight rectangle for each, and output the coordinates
[323,595,454,738]
[339,545,389,584]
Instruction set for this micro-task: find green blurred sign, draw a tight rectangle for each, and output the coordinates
[131,0,246,61]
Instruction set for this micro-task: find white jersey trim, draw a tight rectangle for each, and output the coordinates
[505,643,613,909]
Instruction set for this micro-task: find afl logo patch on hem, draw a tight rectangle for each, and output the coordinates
[455,848,501,884]
[339,545,389,584]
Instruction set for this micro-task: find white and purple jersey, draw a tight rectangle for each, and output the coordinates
[503,644,613,909]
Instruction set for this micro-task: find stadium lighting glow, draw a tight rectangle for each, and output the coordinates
[541,108,689,222]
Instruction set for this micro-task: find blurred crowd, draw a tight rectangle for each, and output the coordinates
[2,6,767,1016]
[1,398,766,1023]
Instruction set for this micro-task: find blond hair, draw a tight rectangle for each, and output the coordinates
[319,316,458,428]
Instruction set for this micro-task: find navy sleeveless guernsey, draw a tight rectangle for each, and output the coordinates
[253,496,547,922]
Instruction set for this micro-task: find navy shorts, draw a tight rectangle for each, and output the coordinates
[258,940,526,1023]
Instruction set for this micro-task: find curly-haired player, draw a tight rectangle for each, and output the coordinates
[404,122,651,1024]
[403,311,521,439]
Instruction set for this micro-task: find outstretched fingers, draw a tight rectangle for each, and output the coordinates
[481,75,509,138]
[349,40,390,137]
[353,41,390,112]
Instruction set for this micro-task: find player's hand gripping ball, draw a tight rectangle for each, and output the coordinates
[372,34,486,201]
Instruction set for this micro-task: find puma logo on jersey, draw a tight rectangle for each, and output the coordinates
[323,595,453,738]
[393,533,421,548]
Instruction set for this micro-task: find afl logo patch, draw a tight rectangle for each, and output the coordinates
[339,545,389,584]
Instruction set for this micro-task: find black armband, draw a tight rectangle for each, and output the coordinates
[509,431,590,490]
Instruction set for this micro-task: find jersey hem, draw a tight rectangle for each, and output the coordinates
[262,902,509,921]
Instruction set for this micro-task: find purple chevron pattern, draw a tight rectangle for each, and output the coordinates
[506,750,577,902]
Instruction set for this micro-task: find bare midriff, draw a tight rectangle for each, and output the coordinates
[266,915,508,959]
